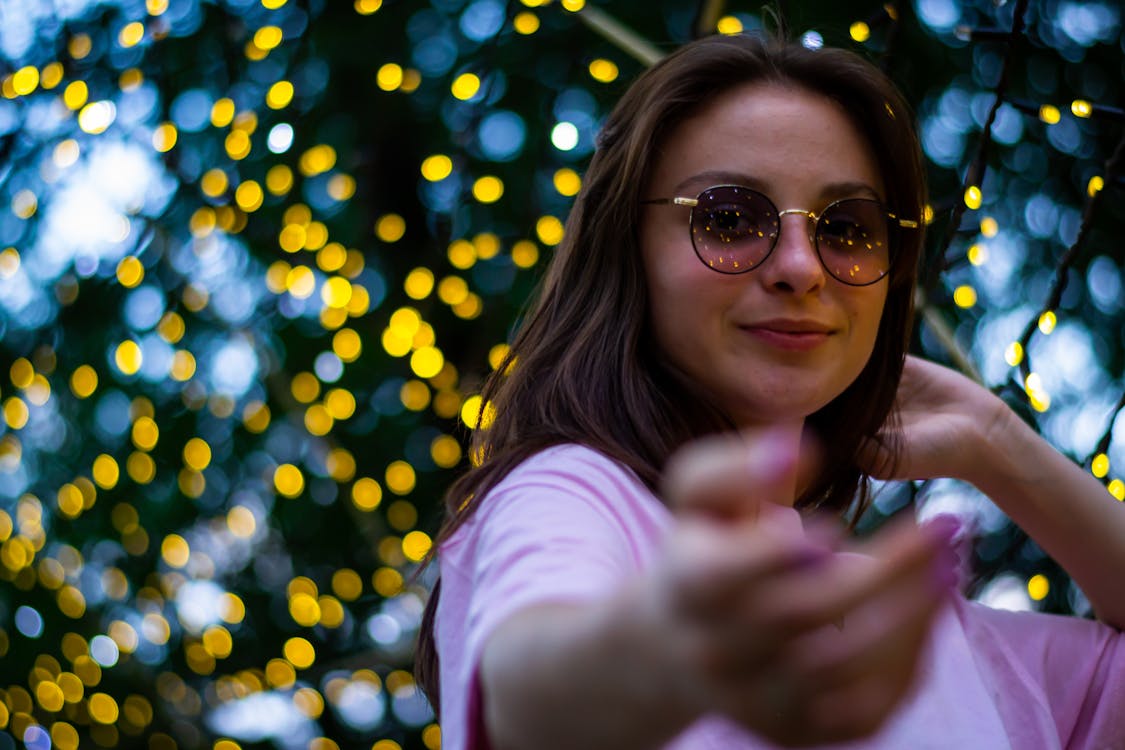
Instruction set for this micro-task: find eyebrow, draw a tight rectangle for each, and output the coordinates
[671,170,884,203]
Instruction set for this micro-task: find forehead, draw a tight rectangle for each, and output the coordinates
[648,82,885,201]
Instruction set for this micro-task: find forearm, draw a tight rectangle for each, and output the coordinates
[964,408,1125,628]
[479,587,700,750]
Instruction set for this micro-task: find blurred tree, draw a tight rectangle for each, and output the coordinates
[0,0,1120,748]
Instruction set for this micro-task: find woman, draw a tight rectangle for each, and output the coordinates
[416,34,1125,749]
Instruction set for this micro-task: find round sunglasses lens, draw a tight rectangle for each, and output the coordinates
[691,187,777,273]
[816,200,891,284]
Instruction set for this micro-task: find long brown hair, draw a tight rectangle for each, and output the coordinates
[415,33,927,710]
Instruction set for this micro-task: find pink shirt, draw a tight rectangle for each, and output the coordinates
[435,444,1125,749]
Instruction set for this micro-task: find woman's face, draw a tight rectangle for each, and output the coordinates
[640,83,889,426]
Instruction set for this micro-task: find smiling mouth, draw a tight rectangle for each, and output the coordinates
[739,323,834,350]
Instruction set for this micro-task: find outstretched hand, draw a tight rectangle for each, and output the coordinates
[859,355,1011,483]
[655,431,956,747]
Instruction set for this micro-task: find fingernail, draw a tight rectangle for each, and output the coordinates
[923,514,961,544]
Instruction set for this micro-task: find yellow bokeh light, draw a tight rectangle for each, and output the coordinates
[953,285,976,309]
[11,356,33,387]
[242,401,271,434]
[355,0,383,15]
[210,97,235,127]
[475,234,499,261]
[1038,104,1060,124]
[161,534,190,568]
[447,239,476,270]
[587,59,618,83]
[451,72,481,100]
[553,168,581,196]
[421,154,453,182]
[201,168,229,198]
[226,129,252,160]
[227,505,256,538]
[512,239,539,268]
[849,21,871,42]
[376,63,404,91]
[116,256,144,288]
[70,364,98,398]
[1004,341,1023,367]
[321,276,352,308]
[1038,310,1056,334]
[1091,453,1109,479]
[266,164,294,195]
[385,460,416,495]
[274,463,305,498]
[1027,574,1049,601]
[967,243,988,266]
[402,531,432,562]
[267,80,294,109]
[40,62,63,89]
[12,66,40,95]
[114,340,143,375]
[1071,99,1092,118]
[716,15,743,34]
[92,454,120,490]
[980,216,998,237]
[119,21,145,47]
[333,328,362,362]
[61,77,86,106]
[472,175,504,203]
[963,185,982,210]
[304,403,333,436]
[254,25,284,51]
[400,380,431,411]
[287,265,316,298]
[376,214,406,243]
[410,347,444,379]
[404,267,435,300]
[289,593,321,627]
[560,0,584,9]
[460,395,497,430]
[152,122,177,152]
[284,637,315,669]
[431,434,462,468]
[536,215,564,245]
[291,372,320,404]
[131,416,159,451]
[1087,176,1104,197]
[127,452,156,484]
[513,11,540,34]
[235,180,264,212]
[89,692,119,724]
[1109,479,1124,501]
[78,100,116,134]
[183,437,212,471]
[351,477,383,511]
[327,174,356,201]
[324,388,356,420]
[299,144,337,176]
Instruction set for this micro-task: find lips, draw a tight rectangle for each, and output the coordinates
[739,319,835,351]
[741,318,835,334]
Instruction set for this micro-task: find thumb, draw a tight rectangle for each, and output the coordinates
[662,428,797,522]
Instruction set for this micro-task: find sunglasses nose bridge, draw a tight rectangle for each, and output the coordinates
[776,207,820,247]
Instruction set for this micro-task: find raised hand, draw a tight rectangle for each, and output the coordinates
[656,432,957,747]
[859,355,1012,483]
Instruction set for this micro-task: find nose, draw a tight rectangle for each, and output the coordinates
[759,210,826,295]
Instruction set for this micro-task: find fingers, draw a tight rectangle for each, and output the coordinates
[662,428,797,521]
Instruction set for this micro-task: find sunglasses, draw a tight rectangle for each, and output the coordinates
[642,185,920,286]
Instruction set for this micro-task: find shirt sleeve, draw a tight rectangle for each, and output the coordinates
[957,598,1125,750]
[437,445,667,750]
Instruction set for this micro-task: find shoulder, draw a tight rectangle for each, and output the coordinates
[444,442,671,563]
